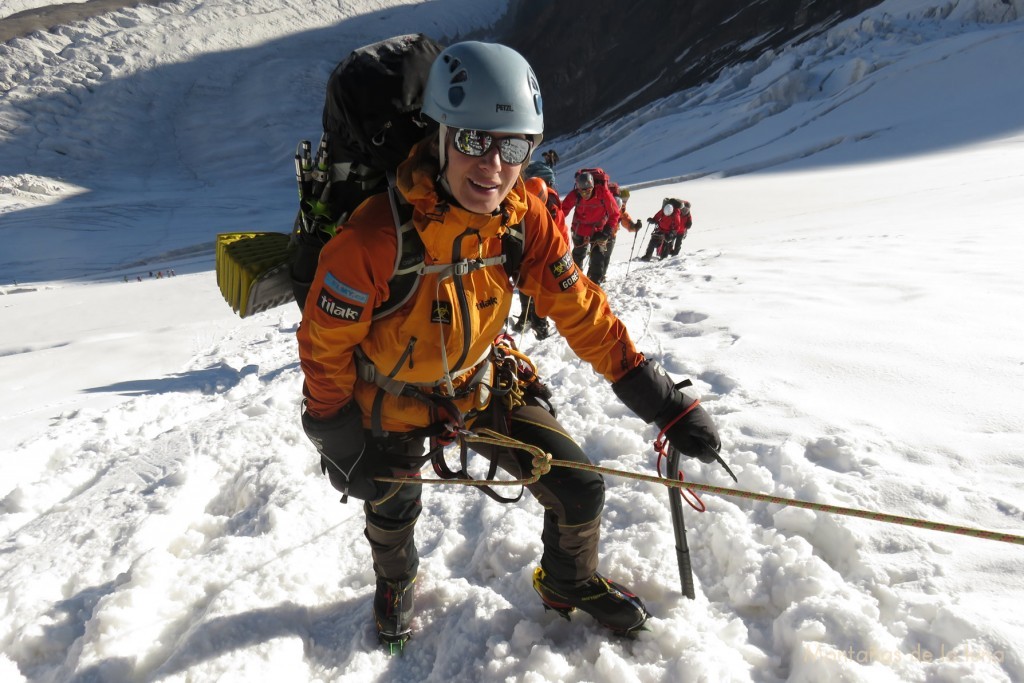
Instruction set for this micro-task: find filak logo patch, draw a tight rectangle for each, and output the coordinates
[317,288,363,321]
[431,301,453,324]
[476,296,498,310]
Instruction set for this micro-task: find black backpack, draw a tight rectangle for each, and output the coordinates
[289,33,445,309]
[217,34,442,318]
[217,34,524,319]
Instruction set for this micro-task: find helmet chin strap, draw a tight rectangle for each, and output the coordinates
[437,124,454,197]
[438,123,449,170]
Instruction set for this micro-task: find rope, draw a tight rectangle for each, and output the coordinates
[372,429,1024,547]
[653,399,706,511]
[374,428,552,488]
[553,459,1024,547]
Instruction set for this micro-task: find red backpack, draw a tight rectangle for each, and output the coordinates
[575,167,609,188]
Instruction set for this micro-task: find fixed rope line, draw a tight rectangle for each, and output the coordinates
[373,430,1024,547]
[555,459,1024,547]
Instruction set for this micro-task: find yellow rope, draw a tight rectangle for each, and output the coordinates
[373,428,552,488]
[554,459,1024,547]
[373,430,1024,547]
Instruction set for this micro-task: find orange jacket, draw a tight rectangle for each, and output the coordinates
[618,209,638,234]
[298,141,644,431]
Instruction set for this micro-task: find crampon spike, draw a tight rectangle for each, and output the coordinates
[379,632,409,655]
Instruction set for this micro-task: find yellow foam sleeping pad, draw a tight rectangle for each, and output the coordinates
[215,232,295,318]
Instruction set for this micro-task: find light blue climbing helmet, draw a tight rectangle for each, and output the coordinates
[423,41,544,136]
[424,41,545,175]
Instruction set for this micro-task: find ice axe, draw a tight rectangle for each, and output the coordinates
[666,445,696,599]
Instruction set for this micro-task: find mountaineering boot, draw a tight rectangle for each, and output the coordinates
[511,317,526,333]
[532,567,650,636]
[533,321,551,340]
[374,576,415,653]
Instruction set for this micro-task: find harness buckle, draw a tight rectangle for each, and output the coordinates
[453,259,479,277]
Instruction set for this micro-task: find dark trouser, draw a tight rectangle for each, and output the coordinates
[516,291,549,331]
[571,234,589,270]
[668,232,684,256]
[364,402,605,586]
[643,232,667,259]
[586,237,615,284]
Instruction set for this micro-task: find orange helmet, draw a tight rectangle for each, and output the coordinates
[524,176,549,203]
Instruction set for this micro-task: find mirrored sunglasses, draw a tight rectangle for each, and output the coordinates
[452,129,533,165]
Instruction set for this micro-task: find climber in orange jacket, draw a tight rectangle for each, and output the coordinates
[296,41,721,650]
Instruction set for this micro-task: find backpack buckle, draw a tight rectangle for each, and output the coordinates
[453,259,483,276]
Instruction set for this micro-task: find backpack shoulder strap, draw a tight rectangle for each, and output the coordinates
[375,182,529,318]
[502,220,525,284]
[373,183,425,320]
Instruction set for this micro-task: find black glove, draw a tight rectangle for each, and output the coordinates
[301,401,382,502]
[611,360,721,463]
[633,219,642,231]
[647,218,657,225]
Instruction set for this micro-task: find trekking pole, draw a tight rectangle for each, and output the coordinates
[308,135,331,214]
[667,446,696,599]
[295,141,312,231]
[625,224,644,278]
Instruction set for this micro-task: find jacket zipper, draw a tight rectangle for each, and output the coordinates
[387,336,417,377]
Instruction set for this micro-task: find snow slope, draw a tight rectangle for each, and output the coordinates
[2,0,1023,681]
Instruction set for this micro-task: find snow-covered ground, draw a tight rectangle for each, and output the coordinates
[2,0,1023,681]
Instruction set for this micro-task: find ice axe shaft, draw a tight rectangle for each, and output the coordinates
[667,446,696,599]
